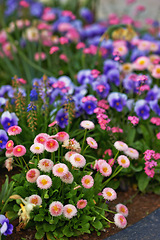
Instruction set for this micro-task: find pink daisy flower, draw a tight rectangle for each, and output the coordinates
[77,199,87,209]
[5,149,13,158]
[64,151,77,161]
[49,46,59,54]
[45,139,59,152]
[63,204,77,219]
[13,145,26,157]
[34,133,49,145]
[60,171,74,184]
[133,56,150,70]
[86,137,98,149]
[8,126,22,136]
[81,175,94,189]
[80,120,95,130]
[52,163,68,177]
[48,120,58,127]
[115,203,128,217]
[30,143,45,154]
[6,140,14,150]
[108,158,115,167]
[117,155,130,168]
[124,147,139,159]
[157,132,160,140]
[49,201,63,216]
[102,187,117,201]
[70,153,86,168]
[99,162,112,177]
[36,175,52,189]
[114,213,127,228]
[114,141,128,152]
[152,64,160,79]
[28,195,42,205]
[54,131,69,142]
[38,159,53,172]
[26,169,40,183]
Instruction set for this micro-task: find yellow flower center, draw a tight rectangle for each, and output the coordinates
[31,199,38,205]
[53,206,59,212]
[85,179,90,184]
[156,68,160,74]
[67,208,72,214]
[106,192,112,197]
[75,157,81,162]
[17,148,22,152]
[121,159,126,164]
[57,167,64,173]
[103,167,108,173]
[41,179,48,185]
[8,143,12,147]
[0,140,2,143]
[35,146,40,150]
[139,60,145,65]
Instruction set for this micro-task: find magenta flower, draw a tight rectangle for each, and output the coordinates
[13,145,26,157]
[8,126,22,136]
[77,199,87,209]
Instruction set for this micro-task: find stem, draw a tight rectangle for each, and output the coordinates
[81,129,87,153]
[94,210,114,224]
[83,145,89,155]
[102,166,123,188]
[21,157,29,171]
[95,206,116,214]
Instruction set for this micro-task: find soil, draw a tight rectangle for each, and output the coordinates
[1,167,160,240]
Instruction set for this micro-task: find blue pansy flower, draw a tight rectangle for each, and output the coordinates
[0,214,13,236]
[56,109,68,128]
[108,92,127,112]
[0,111,19,131]
[134,100,150,120]
[0,130,8,149]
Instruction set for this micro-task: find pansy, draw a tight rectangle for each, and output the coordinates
[0,215,13,236]
[0,111,19,131]
[0,130,8,149]
[63,204,77,219]
[108,92,127,112]
[13,145,26,157]
[134,100,150,120]
[8,126,22,136]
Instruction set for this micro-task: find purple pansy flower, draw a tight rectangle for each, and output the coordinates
[0,214,13,236]
[108,92,127,112]
[56,109,68,128]
[82,100,97,115]
[107,68,120,86]
[0,130,8,149]
[134,100,150,120]
[0,111,19,131]
[77,69,94,85]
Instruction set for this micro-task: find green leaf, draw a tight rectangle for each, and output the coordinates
[34,214,44,221]
[46,232,57,240]
[138,172,150,192]
[14,186,29,198]
[92,220,103,230]
[127,128,136,145]
[43,222,55,232]
[35,230,45,239]
[63,225,73,237]
[153,186,160,195]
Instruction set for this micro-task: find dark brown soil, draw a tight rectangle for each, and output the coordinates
[1,167,160,240]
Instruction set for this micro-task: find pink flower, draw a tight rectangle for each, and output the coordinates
[124,147,139,159]
[34,133,49,145]
[45,139,59,152]
[128,116,139,125]
[157,132,160,140]
[30,143,45,154]
[80,120,95,130]
[49,201,63,216]
[114,213,127,228]
[70,153,86,168]
[34,52,46,61]
[6,140,14,150]
[81,175,94,189]
[117,155,130,168]
[102,187,117,201]
[64,151,77,161]
[63,204,77,219]
[114,141,128,152]
[133,56,150,70]
[59,54,68,62]
[28,195,42,205]
[60,171,74,184]
[8,126,22,136]
[150,117,160,126]
[48,120,58,127]
[38,159,53,172]
[76,42,85,49]
[52,163,68,177]
[116,204,128,217]
[5,157,13,171]
[77,199,87,209]
[49,46,59,54]
[86,137,98,149]
[36,175,52,189]
[26,169,40,183]
[5,149,13,158]
[54,132,69,142]
[152,65,160,79]
[13,145,26,157]
[99,162,112,177]
[59,37,68,45]
[19,0,29,7]
[108,158,115,167]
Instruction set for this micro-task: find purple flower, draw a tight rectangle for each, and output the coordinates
[77,69,94,85]
[107,68,120,86]
[79,7,94,23]
[82,100,97,115]
[103,60,119,75]
[30,89,38,101]
[0,97,7,112]
[0,111,19,131]
[0,214,13,236]
[145,85,160,102]
[134,100,150,120]
[108,92,127,112]
[149,100,160,116]
[56,109,68,128]
[30,2,43,18]
[0,130,8,149]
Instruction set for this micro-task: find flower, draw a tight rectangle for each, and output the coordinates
[124,147,139,159]
[49,46,59,54]
[70,153,86,168]
[6,140,14,150]
[45,139,59,152]
[152,64,160,79]
[133,56,150,70]
[0,111,19,131]
[157,132,160,140]
[38,159,53,172]
[52,163,69,177]
[49,201,63,216]
[60,171,74,184]
[86,137,98,149]
[117,155,130,168]
[114,213,127,228]
[28,195,42,205]
[13,145,26,157]
[128,116,139,125]
[108,92,127,112]
[5,157,14,171]
[53,131,69,142]
[114,141,128,152]
[62,139,81,153]
[26,169,40,183]
[0,215,13,236]
[0,129,8,149]
[36,175,52,189]
[5,149,13,158]
[30,143,45,154]
[99,162,112,177]
[80,120,95,130]
[7,125,22,135]
[64,151,77,161]
[116,204,128,217]
[77,199,87,209]
[81,175,94,189]
[63,204,77,219]
[102,187,117,201]
[134,100,150,120]
[55,109,68,129]
[34,133,49,145]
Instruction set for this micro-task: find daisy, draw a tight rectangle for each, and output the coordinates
[64,151,77,161]
[62,138,81,153]
[77,199,87,209]
[63,204,77,219]
[80,120,95,130]
[117,155,130,168]
[8,126,22,136]
[49,201,63,216]
[6,140,14,150]
[115,203,128,217]
[102,187,117,201]
[13,145,26,157]
[60,171,74,184]
[54,131,69,142]
[114,213,127,228]
[38,159,53,172]
[86,137,98,149]
[152,64,160,79]
[34,133,49,145]
[124,147,139,159]
[30,143,44,154]
[133,56,150,70]
[114,141,128,152]
[52,163,68,177]
[99,162,112,177]
[81,175,94,189]
[5,149,13,158]
[36,175,52,189]
[48,120,58,127]
[45,139,59,152]
[28,195,42,205]
[70,153,86,168]
[5,157,13,171]
[26,169,40,183]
